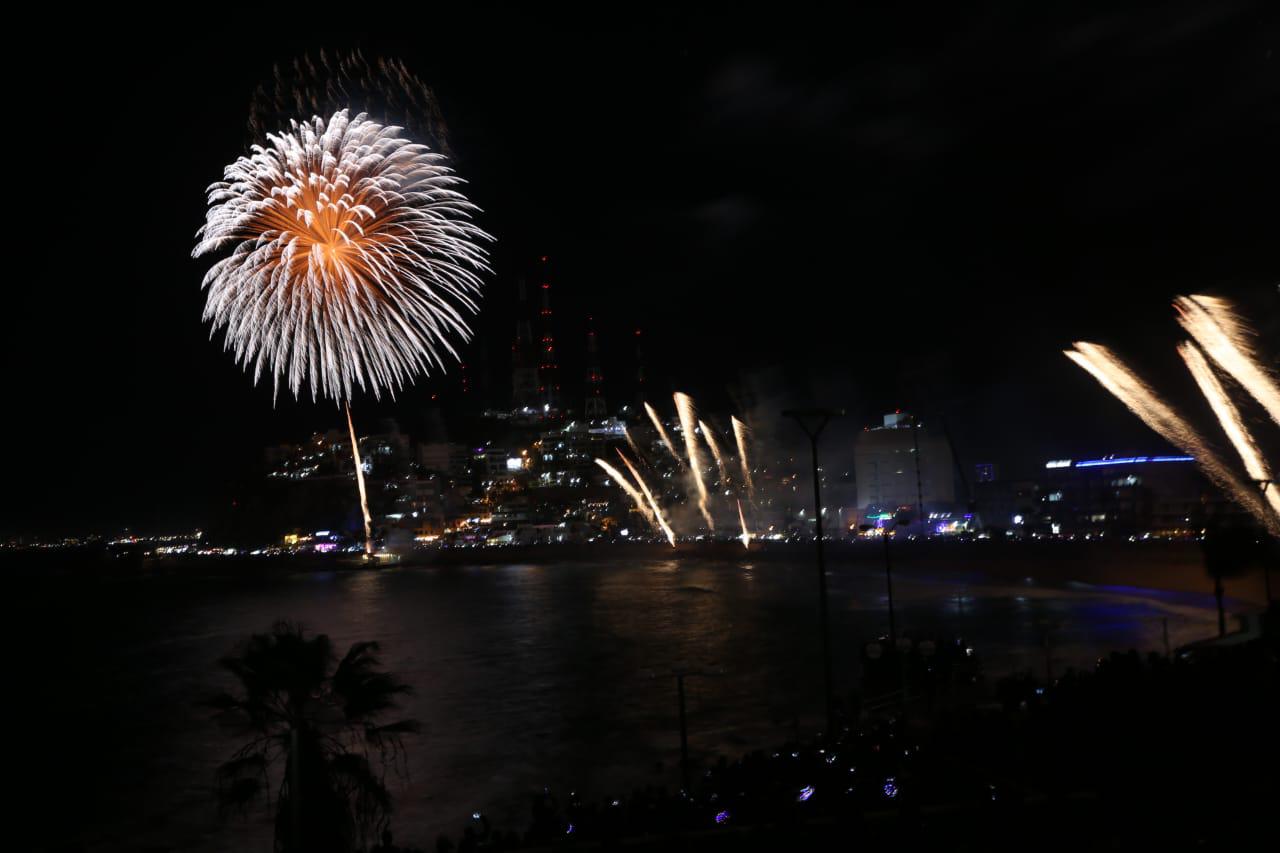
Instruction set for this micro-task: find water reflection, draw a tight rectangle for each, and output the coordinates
[26,555,1229,852]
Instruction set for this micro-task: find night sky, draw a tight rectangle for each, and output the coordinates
[6,5,1278,536]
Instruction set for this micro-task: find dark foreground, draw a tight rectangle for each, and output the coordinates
[421,619,1278,852]
[12,545,1271,852]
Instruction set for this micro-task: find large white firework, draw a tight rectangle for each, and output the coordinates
[194,109,491,402]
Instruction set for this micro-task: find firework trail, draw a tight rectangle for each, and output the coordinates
[1176,295,1280,427]
[617,450,676,546]
[737,412,752,494]
[595,458,656,528]
[645,401,682,464]
[736,499,752,550]
[1065,343,1273,531]
[1179,343,1280,521]
[195,110,491,553]
[731,416,755,498]
[344,403,374,553]
[699,419,729,484]
[249,49,453,159]
[674,392,714,530]
[623,424,644,460]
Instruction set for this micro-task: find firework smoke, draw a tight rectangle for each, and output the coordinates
[1175,295,1280,427]
[699,419,729,484]
[675,392,714,530]
[645,402,681,464]
[617,450,676,546]
[1065,342,1273,531]
[736,499,752,550]
[1179,343,1280,520]
[249,50,453,159]
[731,416,755,498]
[595,459,656,528]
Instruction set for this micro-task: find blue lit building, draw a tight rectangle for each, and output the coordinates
[1036,454,1215,537]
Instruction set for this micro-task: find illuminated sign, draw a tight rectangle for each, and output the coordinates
[1074,456,1193,468]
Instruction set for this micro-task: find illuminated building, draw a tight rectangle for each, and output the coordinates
[1036,454,1216,537]
[853,412,955,522]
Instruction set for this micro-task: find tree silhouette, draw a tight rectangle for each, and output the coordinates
[208,622,420,853]
[1201,527,1263,637]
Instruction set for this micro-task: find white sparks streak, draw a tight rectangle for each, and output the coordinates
[644,402,681,464]
[674,392,714,531]
[732,416,754,498]
[1176,295,1280,427]
[699,419,729,484]
[1065,342,1274,532]
[617,450,676,547]
[345,402,374,555]
[623,424,643,460]
[594,458,656,529]
[194,110,492,403]
[737,499,752,550]
[1179,343,1280,521]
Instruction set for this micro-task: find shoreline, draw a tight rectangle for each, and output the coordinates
[5,537,1268,606]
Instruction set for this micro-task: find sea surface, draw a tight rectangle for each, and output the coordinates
[17,549,1239,851]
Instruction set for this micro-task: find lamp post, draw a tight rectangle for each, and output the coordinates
[1253,478,1274,604]
[783,408,843,733]
[671,667,722,792]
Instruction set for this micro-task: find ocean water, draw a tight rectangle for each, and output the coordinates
[18,551,1229,851]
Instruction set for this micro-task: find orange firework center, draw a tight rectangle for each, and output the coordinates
[255,177,392,287]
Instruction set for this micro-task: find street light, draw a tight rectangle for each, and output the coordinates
[783,407,843,733]
[670,667,722,791]
[1253,478,1274,604]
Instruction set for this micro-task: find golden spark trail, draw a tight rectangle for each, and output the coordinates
[594,459,656,529]
[699,419,729,484]
[675,392,714,531]
[737,499,751,550]
[1176,295,1280,426]
[618,450,676,546]
[345,403,374,556]
[732,416,754,498]
[1179,343,1280,521]
[645,402,681,464]
[623,424,643,460]
[1066,343,1274,532]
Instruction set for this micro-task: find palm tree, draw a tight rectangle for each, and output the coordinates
[208,622,420,853]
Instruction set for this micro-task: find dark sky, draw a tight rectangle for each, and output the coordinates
[6,4,1278,536]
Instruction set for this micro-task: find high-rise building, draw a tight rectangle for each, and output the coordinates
[854,412,955,520]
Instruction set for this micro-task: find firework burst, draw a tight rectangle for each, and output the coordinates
[195,110,491,554]
[195,110,491,402]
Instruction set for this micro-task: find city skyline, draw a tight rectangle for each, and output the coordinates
[7,7,1278,536]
